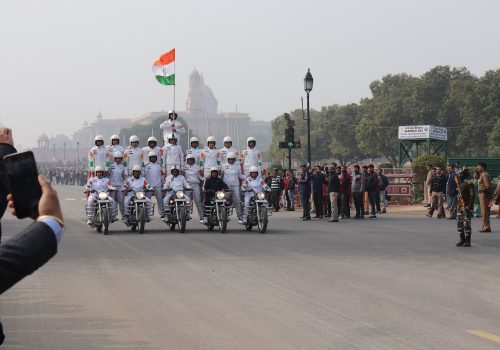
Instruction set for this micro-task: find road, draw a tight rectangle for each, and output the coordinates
[1,185,500,349]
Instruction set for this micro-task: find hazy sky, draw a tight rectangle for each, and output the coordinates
[1,0,499,148]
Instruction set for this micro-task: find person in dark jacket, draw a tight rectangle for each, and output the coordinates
[311,166,325,218]
[0,128,64,345]
[377,168,389,214]
[427,166,447,218]
[202,168,229,222]
[365,164,378,219]
[298,164,312,220]
[446,164,458,220]
[327,167,341,222]
[269,170,282,212]
[339,166,351,219]
[351,165,365,219]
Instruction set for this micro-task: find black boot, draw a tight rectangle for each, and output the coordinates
[463,235,471,247]
[456,234,465,246]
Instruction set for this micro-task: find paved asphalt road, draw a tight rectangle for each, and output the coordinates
[1,185,500,349]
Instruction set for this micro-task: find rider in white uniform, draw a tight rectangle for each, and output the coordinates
[122,165,153,220]
[106,134,126,158]
[162,166,191,216]
[123,135,143,174]
[221,152,246,223]
[84,165,117,225]
[185,136,202,165]
[199,136,221,178]
[184,154,203,223]
[162,133,184,174]
[88,135,109,177]
[142,136,162,166]
[160,110,186,146]
[143,151,165,217]
[108,151,127,219]
[220,136,240,165]
[241,166,271,223]
[241,136,262,176]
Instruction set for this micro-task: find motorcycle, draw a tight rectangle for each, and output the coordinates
[125,191,154,234]
[203,190,233,233]
[163,188,192,233]
[85,190,116,235]
[243,190,271,233]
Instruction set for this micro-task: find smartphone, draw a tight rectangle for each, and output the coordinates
[3,151,42,219]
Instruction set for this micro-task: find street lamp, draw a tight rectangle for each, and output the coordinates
[304,68,313,166]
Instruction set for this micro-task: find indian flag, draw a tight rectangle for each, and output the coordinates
[152,49,175,85]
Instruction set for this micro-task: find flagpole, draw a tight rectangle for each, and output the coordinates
[173,60,176,112]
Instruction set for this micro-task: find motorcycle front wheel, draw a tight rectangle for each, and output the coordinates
[218,207,227,233]
[138,206,146,234]
[178,206,186,233]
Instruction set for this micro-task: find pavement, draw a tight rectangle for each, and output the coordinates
[1,185,500,349]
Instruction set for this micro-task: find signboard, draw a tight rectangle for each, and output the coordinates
[398,125,447,141]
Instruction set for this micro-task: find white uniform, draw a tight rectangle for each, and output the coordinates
[200,147,221,177]
[88,146,109,175]
[162,144,184,172]
[185,147,202,166]
[160,119,186,145]
[241,147,262,175]
[122,176,153,216]
[241,176,270,222]
[108,162,127,217]
[123,146,143,173]
[221,162,246,220]
[220,147,240,165]
[85,176,116,220]
[142,146,162,166]
[184,163,203,220]
[106,144,126,157]
[143,161,164,216]
[162,174,191,208]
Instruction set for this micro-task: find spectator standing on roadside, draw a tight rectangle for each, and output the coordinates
[339,166,351,219]
[299,164,312,221]
[471,172,481,217]
[427,166,446,218]
[362,165,370,215]
[311,166,325,219]
[377,168,389,214]
[446,164,458,220]
[327,166,340,222]
[365,164,378,219]
[351,165,365,219]
[424,165,433,207]
[269,169,281,212]
[285,170,296,211]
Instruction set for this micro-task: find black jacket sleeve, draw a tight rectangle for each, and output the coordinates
[0,143,17,242]
[0,221,57,295]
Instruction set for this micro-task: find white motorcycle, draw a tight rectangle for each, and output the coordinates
[163,189,192,233]
[243,190,271,233]
[125,191,153,234]
[204,190,233,233]
[86,190,116,235]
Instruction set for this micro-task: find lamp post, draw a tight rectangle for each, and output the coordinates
[304,68,313,166]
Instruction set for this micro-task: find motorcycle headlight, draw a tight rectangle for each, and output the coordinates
[216,191,225,200]
[136,192,145,200]
[257,192,266,200]
[98,192,108,200]
[176,191,185,199]
[169,199,174,205]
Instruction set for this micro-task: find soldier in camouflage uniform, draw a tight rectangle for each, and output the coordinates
[455,169,476,247]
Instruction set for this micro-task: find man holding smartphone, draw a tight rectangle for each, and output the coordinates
[0,128,64,345]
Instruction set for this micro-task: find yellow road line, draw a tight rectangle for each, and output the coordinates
[467,330,500,344]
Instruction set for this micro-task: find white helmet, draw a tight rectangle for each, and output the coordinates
[190,136,199,143]
[249,166,259,173]
[112,151,123,159]
[132,165,142,172]
[247,136,256,144]
[167,133,177,140]
[168,109,177,118]
[129,135,139,143]
[147,136,157,143]
[207,136,216,143]
[186,154,195,161]
[110,134,120,142]
[95,165,105,172]
[94,135,104,142]
[148,151,157,158]
[227,152,237,159]
[210,167,219,173]
[223,136,233,143]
